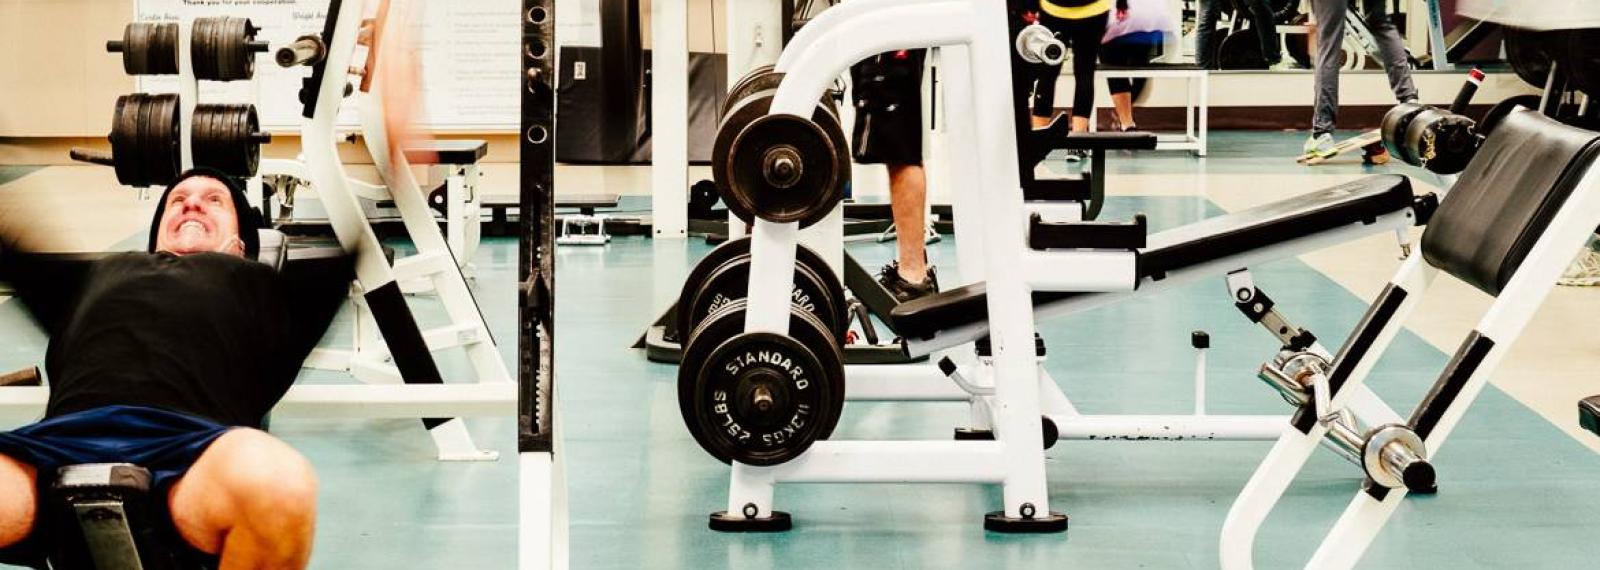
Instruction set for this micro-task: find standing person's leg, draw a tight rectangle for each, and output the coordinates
[1362,0,1418,102]
[1063,12,1109,132]
[168,429,318,570]
[1246,0,1283,65]
[1195,0,1221,68]
[1101,39,1139,129]
[1310,0,1348,137]
[0,452,37,550]
[888,163,928,283]
[1031,62,1059,128]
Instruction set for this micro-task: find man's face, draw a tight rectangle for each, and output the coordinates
[154,176,244,257]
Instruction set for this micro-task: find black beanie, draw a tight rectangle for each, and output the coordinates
[147,167,266,258]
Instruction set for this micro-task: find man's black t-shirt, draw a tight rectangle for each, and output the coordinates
[0,251,352,428]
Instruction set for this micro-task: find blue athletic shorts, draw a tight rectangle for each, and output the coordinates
[0,405,232,566]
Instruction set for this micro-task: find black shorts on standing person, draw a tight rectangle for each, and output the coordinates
[850,48,928,167]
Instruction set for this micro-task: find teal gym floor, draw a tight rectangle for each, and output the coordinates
[2,131,1598,568]
[554,133,1600,569]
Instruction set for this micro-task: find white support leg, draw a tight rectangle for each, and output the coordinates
[651,0,688,238]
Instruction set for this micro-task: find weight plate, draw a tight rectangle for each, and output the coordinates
[674,237,843,340]
[1566,28,1600,98]
[1380,102,1429,165]
[109,95,140,186]
[1217,30,1265,70]
[723,65,780,117]
[150,94,181,185]
[1504,27,1565,90]
[714,89,848,228]
[679,299,845,466]
[137,94,161,186]
[241,104,261,175]
[683,253,845,347]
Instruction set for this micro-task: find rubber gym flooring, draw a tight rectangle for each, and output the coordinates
[1,130,1598,568]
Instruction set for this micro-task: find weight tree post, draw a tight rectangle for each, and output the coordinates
[520,0,566,567]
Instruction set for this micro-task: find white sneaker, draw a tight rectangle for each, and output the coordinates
[1559,248,1600,286]
[1303,133,1336,157]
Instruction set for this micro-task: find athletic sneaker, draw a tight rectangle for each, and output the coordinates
[879,261,940,303]
[1558,248,1600,286]
[1268,59,1298,71]
[1303,132,1336,157]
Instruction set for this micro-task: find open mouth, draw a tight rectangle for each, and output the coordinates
[173,217,212,237]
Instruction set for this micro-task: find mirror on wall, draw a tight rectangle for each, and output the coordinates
[1166,0,1507,73]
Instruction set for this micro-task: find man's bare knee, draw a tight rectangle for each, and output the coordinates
[172,430,316,563]
[0,452,38,548]
[216,431,317,527]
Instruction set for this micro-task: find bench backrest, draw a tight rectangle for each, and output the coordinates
[1420,110,1600,296]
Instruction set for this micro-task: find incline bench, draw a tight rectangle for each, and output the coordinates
[404,139,489,266]
[891,174,1427,353]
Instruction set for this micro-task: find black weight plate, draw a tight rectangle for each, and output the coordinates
[122,23,149,75]
[1380,102,1429,165]
[1566,29,1600,99]
[675,237,841,340]
[683,253,845,347]
[109,95,140,185]
[136,94,161,186]
[1503,27,1564,90]
[191,18,213,80]
[241,104,261,175]
[1479,94,1543,137]
[714,90,847,228]
[192,105,216,173]
[151,94,181,185]
[679,299,845,465]
[1217,30,1265,70]
[723,65,779,117]
[161,23,180,74]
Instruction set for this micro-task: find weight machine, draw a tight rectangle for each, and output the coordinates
[1,3,517,462]
[671,0,1443,532]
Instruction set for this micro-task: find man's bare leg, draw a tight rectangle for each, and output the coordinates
[887,163,928,283]
[0,452,37,549]
[169,429,317,570]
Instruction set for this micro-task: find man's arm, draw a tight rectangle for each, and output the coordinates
[275,252,358,377]
[0,252,96,337]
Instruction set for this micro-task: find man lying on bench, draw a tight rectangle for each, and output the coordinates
[0,169,353,569]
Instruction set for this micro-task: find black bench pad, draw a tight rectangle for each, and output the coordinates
[403,139,488,165]
[1420,110,1600,297]
[557,193,621,208]
[889,174,1416,338]
[1581,396,1600,437]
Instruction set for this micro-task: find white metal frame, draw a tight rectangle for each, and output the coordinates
[1218,146,1600,570]
[0,2,518,459]
[699,0,1438,528]
[1089,68,1209,156]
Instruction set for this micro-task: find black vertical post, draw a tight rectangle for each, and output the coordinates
[520,0,557,454]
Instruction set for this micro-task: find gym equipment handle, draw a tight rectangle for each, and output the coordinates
[68,148,116,167]
[1015,23,1066,66]
[276,36,326,68]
